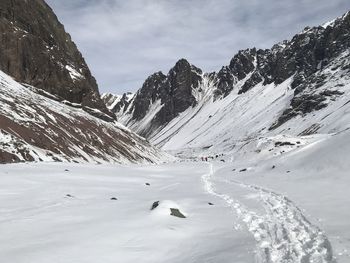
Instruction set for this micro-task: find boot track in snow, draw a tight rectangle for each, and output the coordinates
[202,163,336,263]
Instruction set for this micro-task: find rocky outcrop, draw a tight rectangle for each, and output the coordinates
[0,0,111,117]
[149,59,202,126]
[120,59,203,137]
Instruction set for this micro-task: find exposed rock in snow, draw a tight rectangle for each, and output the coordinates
[101,92,135,119]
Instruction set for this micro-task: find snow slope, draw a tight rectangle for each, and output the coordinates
[0,70,168,164]
[0,162,255,263]
[207,129,350,263]
[1,130,349,262]
[152,49,350,159]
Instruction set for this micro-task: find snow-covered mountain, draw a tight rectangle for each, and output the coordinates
[108,11,350,158]
[0,0,169,164]
[0,70,168,164]
[1,3,350,263]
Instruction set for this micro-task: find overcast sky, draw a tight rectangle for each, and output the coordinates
[46,0,350,94]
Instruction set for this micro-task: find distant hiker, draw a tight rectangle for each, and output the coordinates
[205,157,208,162]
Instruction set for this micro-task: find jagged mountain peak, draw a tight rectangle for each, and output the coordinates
[103,10,350,149]
[148,71,166,79]
[103,59,205,137]
[143,71,166,88]
[174,58,191,67]
[168,58,202,78]
[320,10,350,29]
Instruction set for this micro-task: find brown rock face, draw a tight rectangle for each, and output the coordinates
[0,0,108,113]
[0,70,166,164]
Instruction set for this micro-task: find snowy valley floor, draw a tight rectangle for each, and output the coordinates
[1,133,350,263]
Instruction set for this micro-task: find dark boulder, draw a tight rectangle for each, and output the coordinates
[170,208,186,218]
[151,201,160,210]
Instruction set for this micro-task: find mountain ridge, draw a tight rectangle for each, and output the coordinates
[104,10,350,157]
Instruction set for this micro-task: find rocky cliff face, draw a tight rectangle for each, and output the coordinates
[109,59,203,137]
[0,0,111,117]
[108,11,350,140]
[134,59,202,136]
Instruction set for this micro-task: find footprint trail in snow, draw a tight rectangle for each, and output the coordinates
[202,163,336,263]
